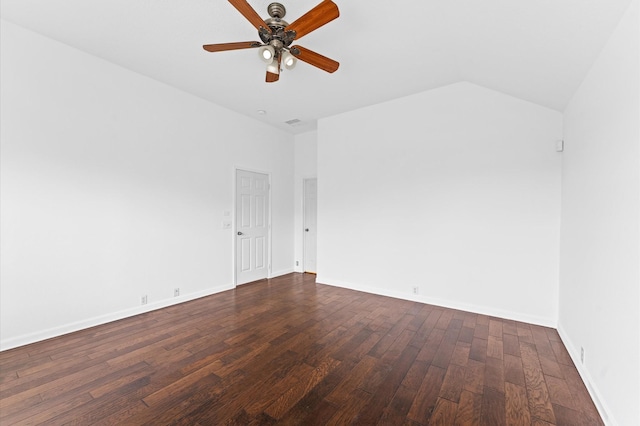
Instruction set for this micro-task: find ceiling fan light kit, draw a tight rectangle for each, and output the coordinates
[203,0,340,82]
[258,45,275,62]
[281,50,297,69]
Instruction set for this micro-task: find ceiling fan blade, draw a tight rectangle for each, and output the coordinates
[287,0,339,40]
[203,41,261,52]
[266,71,280,83]
[290,45,339,73]
[228,0,271,34]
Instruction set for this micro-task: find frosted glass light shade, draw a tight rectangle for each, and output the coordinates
[281,51,297,70]
[266,61,280,75]
[258,45,275,63]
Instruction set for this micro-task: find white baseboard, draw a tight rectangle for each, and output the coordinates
[1,270,301,351]
[557,324,617,426]
[315,276,618,422]
[0,283,235,351]
[271,268,295,278]
[316,276,556,328]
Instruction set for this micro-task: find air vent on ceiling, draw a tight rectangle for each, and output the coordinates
[285,118,303,127]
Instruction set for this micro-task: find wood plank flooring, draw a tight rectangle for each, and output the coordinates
[0,273,603,425]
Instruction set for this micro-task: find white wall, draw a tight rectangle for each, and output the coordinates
[293,131,318,272]
[559,0,639,424]
[0,21,294,350]
[318,82,563,326]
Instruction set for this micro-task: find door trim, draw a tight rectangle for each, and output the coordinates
[234,167,272,287]
[303,177,317,274]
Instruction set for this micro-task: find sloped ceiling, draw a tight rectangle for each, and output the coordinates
[0,0,633,133]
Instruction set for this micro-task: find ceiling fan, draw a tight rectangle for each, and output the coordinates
[203,0,340,82]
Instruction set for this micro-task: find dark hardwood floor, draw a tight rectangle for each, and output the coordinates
[0,273,603,425]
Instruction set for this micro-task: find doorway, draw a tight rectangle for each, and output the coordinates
[235,169,270,285]
[303,178,317,274]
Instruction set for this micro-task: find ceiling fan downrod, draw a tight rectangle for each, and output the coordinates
[267,2,286,19]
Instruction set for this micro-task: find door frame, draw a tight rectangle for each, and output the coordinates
[302,177,317,274]
[234,167,272,287]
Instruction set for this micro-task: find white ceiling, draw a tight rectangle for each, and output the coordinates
[0,0,633,134]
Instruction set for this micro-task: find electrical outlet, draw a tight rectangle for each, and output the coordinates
[580,347,585,364]
[141,295,148,305]
[296,261,299,266]
[413,286,419,295]
[174,288,180,297]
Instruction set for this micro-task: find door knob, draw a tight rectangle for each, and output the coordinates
[237,231,244,235]
[305,228,309,232]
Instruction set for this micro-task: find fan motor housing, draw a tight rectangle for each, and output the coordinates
[260,3,295,47]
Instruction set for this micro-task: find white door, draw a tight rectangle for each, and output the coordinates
[236,169,270,285]
[303,178,317,273]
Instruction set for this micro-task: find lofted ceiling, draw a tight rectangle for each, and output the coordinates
[0,0,633,134]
